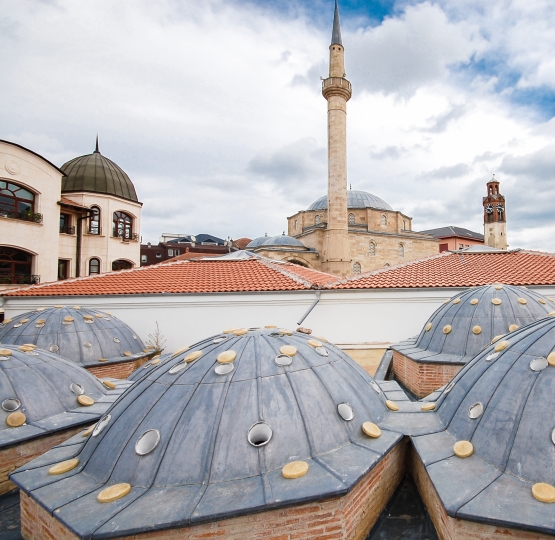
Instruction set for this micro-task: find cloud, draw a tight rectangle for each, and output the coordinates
[421,104,467,133]
[419,163,470,180]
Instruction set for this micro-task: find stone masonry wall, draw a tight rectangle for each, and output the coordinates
[20,439,408,540]
[1,424,85,496]
[392,351,462,399]
[410,447,554,540]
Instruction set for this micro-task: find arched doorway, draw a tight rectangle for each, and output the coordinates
[0,246,37,284]
[112,259,133,271]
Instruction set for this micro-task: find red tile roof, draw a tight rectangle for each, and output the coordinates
[2,259,337,297]
[59,196,89,209]
[334,250,555,289]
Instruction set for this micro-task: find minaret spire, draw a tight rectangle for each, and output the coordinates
[331,0,342,45]
[321,1,352,277]
[94,134,100,154]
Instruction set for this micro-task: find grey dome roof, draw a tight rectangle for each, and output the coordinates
[412,314,555,535]
[61,147,138,203]
[11,328,406,538]
[128,352,172,381]
[393,284,553,365]
[0,307,148,368]
[245,235,268,248]
[0,345,123,449]
[262,234,306,248]
[307,190,393,211]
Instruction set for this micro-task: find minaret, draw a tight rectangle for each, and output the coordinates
[483,175,508,249]
[321,1,352,277]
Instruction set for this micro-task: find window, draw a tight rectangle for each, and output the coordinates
[402,220,406,230]
[381,215,387,226]
[348,213,355,225]
[459,244,464,249]
[352,262,361,275]
[0,247,34,284]
[112,260,133,271]
[156,253,162,258]
[294,219,298,230]
[58,259,69,280]
[439,243,448,253]
[112,211,132,239]
[369,241,376,256]
[168,249,174,257]
[398,243,404,257]
[89,258,100,275]
[89,206,101,234]
[0,180,36,220]
[60,213,73,234]
[141,254,147,264]
[315,214,321,225]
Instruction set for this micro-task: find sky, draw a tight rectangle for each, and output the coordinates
[2,0,555,249]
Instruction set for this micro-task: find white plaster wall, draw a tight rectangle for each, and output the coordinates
[0,143,64,284]
[4,286,555,351]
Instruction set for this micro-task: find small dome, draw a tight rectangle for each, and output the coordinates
[61,144,138,202]
[0,345,114,448]
[12,328,403,538]
[0,307,148,368]
[394,284,553,365]
[307,190,393,211]
[246,235,268,248]
[413,314,555,535]
[262,234,306,248]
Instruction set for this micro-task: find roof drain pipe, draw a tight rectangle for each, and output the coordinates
[297,291,321,326]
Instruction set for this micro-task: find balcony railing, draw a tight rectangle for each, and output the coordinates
[0,274,40,285]
[112,231,139,242]
[59,225,76,235]
[0,209,43,224]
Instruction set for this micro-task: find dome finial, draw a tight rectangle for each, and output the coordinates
[94,134,100,154]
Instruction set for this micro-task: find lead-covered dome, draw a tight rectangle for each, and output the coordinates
[393,284,553,366]
[307,190,393,211]
[0,306,148,368]
[11,327,405,538]
[412,314,555,536]
[261,234,306,248]
[0,345,117,448]
[61,145,138,203]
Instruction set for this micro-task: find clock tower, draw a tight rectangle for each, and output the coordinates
[483,175,507,249]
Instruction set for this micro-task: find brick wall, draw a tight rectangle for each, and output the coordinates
[20,439,408,540]
[1,424,85,496]
[392,351,462,398]
[410,447,554,540]
[86,356,149,379]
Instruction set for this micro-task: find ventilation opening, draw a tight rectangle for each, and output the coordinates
[248,422,273,447]
[468,403,483,419]
[275,354,292,366]
[215,363,234,375]
[135,429,161,456]
[92,414,111,437]
[69,383,85,396]
[337,403,354,421]
[2,398,20,412]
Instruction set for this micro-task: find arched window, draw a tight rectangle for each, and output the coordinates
[0,180,37,221]
[398,243,405,257]
[402,220,406,230]
[315,214,321,225]
[348,213,355,225]
[112,259,133,271]
[89,206,101,234]
[112,211,132,239]
[369,241,376,256]
[294,219,298,231]
[381,215,387,226]
[352,262,361,275]
[89,257,100,275]
[0,246,36,284]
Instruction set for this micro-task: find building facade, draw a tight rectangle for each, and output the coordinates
[0,139,142,289]
[418,225,484,252]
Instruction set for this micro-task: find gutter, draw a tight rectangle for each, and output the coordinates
[297,290,321,326]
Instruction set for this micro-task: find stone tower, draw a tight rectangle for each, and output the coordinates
[321,1,352,277]
[483,175,507,249]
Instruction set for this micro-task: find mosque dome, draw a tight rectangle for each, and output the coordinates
[307,190,393,211]
[262,234,306,248]
[60,141,138,202]
[0,344,115,448]
[11,328,405,538]
[394,284,553,366]
[245,235,269,248]
[0,306,148,368]
[412,314,555,535]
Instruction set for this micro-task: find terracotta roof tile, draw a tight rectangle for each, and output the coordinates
[332,250,555,289]
[2,259,338,297]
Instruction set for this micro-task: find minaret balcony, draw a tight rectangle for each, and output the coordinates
[322,77,352,101]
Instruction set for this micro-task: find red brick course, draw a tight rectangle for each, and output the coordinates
[86,355,150,379]
[0,424,86,496]
[20,439,408,540]
[410,447,554,540]
[392,351,462,398]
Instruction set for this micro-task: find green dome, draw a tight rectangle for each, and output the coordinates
[61,143,138,202]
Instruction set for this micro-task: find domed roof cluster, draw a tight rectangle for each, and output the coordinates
[60,143,138,203]
[0,306,148,368]
[246,233,307,249]
[11,327,410,538]
[307,190,393,212]
[393,284,553,365]
[0,345,123,448]
[412,314,555,535]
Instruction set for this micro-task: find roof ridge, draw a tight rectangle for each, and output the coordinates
[256,258,314,288]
